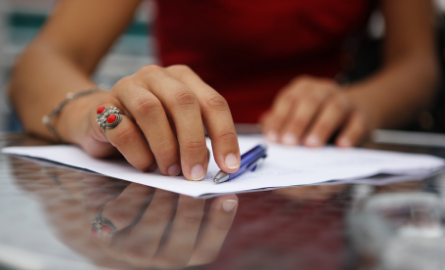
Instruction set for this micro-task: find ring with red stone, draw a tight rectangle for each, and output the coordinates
[96,106,122,133]
[91,207,117,244]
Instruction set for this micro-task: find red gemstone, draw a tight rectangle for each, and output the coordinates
[102,224,112,234]
[97,106,106,114]
[107,114,117,124]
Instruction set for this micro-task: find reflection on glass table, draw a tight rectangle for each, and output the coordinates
[1,133,445,270]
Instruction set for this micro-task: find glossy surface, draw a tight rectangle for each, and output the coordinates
[1,133,445,270]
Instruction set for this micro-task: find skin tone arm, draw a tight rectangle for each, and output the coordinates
[8,0,241,181]
[8,0,438,177]
[262,0,439,147]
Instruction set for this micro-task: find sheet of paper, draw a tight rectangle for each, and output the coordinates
[2,135,444,198]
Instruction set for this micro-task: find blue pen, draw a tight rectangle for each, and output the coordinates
[213,144,268,184]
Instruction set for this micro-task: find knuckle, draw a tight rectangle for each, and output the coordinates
[304,94,322,106]
[171,90,199,108]
[115,76,133,88]
[167,64,192,76]
[155,141,178,160]
[278,90,296,102]
[290,116,309,129]
[151,207,174,222]
[107,209,132,228]
[183,139,207,150]
[315,121,331,133]
[134,97,163,115]
[114,128,134,146]
[291,75,313,85]
[205,94,229,111]
[178,214,202,227]
[140,64,162,74]
[217,131,238,142]
[212,220,232,232]
[327,97,346,112]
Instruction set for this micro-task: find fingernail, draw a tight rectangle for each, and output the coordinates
[222,200,237,212]
[282,132,297,145]
[168,163,181,176]
[266,130,278,142]
[305,134,320,146]
[338,138,351,148]
[225,153,240,169]
[190,164,205,180]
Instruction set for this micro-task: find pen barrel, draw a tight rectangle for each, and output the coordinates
[229,145,267,179]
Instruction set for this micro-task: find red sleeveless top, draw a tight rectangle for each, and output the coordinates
[154,0,373,123]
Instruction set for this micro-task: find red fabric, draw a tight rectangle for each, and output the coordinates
[154,0,372,123]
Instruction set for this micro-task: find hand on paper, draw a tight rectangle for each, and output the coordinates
[63,65,240,181]
[262,76,374,148]
[92,183,238,269]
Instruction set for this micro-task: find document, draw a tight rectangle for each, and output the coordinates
[2,135,444,198]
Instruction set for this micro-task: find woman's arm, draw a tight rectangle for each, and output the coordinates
[262,0,439,147]
[8,0,143,140]
[347,0,439,129]
[8,0,241,180]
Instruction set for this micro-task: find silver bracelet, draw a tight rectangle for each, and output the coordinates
[42,86,108,143]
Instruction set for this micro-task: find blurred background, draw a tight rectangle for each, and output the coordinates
[1,0,445,134]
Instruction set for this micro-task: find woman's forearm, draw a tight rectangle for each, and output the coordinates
[8,0,142,142]
[8,42,96,141]
[346,52,439,130]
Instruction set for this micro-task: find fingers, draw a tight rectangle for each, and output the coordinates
[336,111,367,148]
[263,76,368,147]
[303,95,351,147]
[263,89,297,142]
[112,82,181,176]
[133,65,208,181]
[103,111,156,172]
[166,65,240,174]
[278,94,325,146]
[151,195,205,269]
[119,189,177,266]
[105,64,239,179]
[100,184,154,232]
[189,194,238,266]
[263,76,336,145]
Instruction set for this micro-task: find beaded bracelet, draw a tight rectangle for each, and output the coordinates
[42,86,108,143]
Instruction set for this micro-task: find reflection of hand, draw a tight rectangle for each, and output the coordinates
[92,183,238,269]
[262,76,371,147]
[60,65,241,181]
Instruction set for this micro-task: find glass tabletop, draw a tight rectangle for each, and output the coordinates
[0,132,444,270]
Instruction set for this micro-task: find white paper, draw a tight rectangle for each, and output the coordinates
[2,135,444,198]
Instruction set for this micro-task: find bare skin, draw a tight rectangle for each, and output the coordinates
[8,0,439,178]
[262,0,439,147]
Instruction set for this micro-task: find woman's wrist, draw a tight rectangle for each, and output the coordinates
[55,91,108,144]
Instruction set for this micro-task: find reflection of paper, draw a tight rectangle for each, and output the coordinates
[2,135,444,198]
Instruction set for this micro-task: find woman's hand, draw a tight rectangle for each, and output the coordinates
[262,76,376,148]
[59,65,241,181]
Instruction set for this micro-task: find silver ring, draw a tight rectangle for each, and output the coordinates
[96,107,122,133]
[91,207,117,244]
